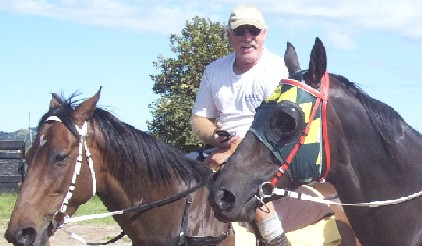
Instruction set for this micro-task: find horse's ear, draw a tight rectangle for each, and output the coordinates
[73,87,102,124]
[284,42,301,75]
[304,37,327,88]
[50,93,64,109]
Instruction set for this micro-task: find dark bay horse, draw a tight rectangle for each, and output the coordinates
[5,90,234,245]
[210,38,422,246]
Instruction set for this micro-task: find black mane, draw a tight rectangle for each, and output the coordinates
[38,94,210,185]
[332,74,421,164]
[332,74,418,133]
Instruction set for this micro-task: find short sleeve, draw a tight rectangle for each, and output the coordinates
[191,67,218,118]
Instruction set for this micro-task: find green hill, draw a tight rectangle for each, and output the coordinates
[0,129,35,149]
[0,129,34,141]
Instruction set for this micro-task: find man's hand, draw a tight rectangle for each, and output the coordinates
[205,137,241,172]
[212,122,239,148]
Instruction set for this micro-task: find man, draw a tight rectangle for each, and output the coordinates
[191,4,286,171]
[190,4,288,245]
[191,5,340,246]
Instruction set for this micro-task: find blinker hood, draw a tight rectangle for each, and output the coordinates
[250,76,323,183]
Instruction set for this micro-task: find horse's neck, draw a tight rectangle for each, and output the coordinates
[329,110,422,199]
[327,93,422,245]
[98,167,189,208]
[90,130,230,241]
[96,173,190,243]
[94,164,232,245]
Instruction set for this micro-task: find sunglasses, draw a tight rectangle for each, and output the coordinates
[232,27,261,37]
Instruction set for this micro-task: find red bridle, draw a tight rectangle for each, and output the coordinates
[269,71,331,187]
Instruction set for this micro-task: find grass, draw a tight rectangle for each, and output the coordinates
[72,195,117,225]
[1,193,117,227]
[0,192,18,227]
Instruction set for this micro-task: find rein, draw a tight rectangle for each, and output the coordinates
[64,179,208,223]
[259,185,422,207]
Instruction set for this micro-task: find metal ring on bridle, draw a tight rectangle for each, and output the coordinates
[259,182,275,199]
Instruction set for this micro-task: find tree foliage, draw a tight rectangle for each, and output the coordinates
[148,16,232,152]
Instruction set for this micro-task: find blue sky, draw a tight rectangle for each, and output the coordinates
[0,0,421,133]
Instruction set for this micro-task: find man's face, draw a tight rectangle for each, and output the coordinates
[227,25,267,65]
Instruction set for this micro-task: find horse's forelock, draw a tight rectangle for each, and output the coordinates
[38,101,79,138]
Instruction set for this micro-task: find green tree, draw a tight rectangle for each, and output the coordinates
[148,16,231,153]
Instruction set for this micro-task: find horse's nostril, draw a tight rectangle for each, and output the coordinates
[16,226,36,246]
[216,189,235,211]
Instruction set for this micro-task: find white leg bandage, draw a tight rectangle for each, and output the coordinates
[256,211,284,243]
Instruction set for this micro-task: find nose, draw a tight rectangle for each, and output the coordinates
[6,226,37,246]
[242,32,254,41]
[245,30,255,38]
[214,188,236,212]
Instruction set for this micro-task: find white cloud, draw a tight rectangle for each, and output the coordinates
[242,0,422,48]
[1,0,422,41]
[262,1,422,42]
[325,29,355,49]
[0,0,197,34]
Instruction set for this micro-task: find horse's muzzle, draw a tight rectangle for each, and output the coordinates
[5,225,37,246]
[213,188,236,213]
[212,188,256,222]
[5,222,52,246]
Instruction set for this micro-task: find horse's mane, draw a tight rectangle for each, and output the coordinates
[38,94,210,185]
[332,74,421,164]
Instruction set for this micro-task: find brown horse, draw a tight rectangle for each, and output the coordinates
[5,90,234,245]
[210,38,422,246]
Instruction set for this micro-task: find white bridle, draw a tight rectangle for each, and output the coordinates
[45,116,97,225]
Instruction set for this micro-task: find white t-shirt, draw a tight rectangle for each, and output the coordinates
[192,48,288,138]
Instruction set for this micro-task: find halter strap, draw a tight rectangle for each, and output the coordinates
[74,122,97,197]
[45,116,97,221]
[320,72,331,181]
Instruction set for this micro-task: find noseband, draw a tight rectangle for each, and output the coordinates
[45,116,97,228]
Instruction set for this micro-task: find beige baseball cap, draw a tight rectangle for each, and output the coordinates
[228,5,266,30]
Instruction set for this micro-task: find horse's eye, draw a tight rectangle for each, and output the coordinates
[53,153,68,164]
[266,101,305,145]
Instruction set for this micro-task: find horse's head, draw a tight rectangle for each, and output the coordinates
[210,38,328,222]
[5,89,102,246]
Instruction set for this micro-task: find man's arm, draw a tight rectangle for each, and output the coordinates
[191,115,242,171]
[190,115,217,146]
